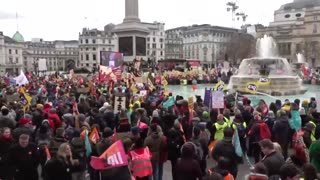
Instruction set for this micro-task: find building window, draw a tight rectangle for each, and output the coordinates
[86,64,89,67]
[160,51,163,56]
[314,16,318,21]
[296,13,302,18]
[103,48,105,50]
[9,49,11,54]
[108,48,112,51]
[285,14,291,18]
[85,39,88,44]
[160,38,164,43]
[313,24,318,33]
[153,38,156,42]
[93,54,96,61]
[108,39,112,44]
[86,48,89,51]
[15,58,18,63]
[93,47,96,51]
[147,38,150,41]
[92,39,96,44]
[102,39,105,44]
[80,39,83,44]
[15,49,18,54]
[81,54,83,61]
[86,54,89,61]
[152,44,156,48]
[160,44,163,49]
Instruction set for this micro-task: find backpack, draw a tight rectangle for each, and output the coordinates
[190,140,204,161]
[259,123,271,140]
[233,122,246,138]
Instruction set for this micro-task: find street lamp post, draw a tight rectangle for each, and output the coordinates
[226,1,239,28]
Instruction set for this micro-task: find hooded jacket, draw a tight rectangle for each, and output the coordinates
[144,131,163,161]
[289,110,302,132]
[273,116,290,145]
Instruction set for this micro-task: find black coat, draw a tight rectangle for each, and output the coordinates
[0,136,14,180]
[261,151,285,176]
[43,157,72,180]
[0,116,15,129]
[273,117,290,145]
[12,126,33,142]
[9,143,40,180]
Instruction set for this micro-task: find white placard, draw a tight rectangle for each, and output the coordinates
[212,91,224,109]
[114,96,126,113]
[316,92,320,112]
[38,59,47,71]
[140,90,147,96]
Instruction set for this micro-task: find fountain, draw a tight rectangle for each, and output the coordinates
[228,35,307,96]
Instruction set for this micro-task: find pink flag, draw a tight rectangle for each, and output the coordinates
[90,140,128,170]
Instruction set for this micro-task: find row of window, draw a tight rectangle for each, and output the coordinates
[32,51,77,55]
[146,50,164,56]
[80,63,96,67]
[80,54,97,61]
[147,38,164,43]
[8,49,19,55]
[80,39,112,44]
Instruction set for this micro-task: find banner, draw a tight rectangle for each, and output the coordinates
[204,88,211,107]
[90,140,128,170]
[114,96,126,113]
[212,91,224,109]
[38,59,47,71]
[89,127,100,144]
[14,70,29,86]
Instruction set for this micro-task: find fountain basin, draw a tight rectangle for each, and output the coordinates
[228,57,307,96]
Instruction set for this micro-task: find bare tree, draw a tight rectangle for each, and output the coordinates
[225,32,255,65]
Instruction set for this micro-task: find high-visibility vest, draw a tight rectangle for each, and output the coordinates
[310,121,317,141]
[130,147,153,178]
[208,169,234,180]
[214,122,228,140]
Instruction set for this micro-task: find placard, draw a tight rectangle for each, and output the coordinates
[212,91,224,109]
[38,59,47,71]
[114,96,126,113]
[139,90,147,96]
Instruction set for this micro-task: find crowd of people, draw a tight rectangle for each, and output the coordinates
[0,72,320,180]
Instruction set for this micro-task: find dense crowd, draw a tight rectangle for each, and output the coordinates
[0,72,320,180]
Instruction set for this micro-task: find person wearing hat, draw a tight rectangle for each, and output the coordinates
[123,126,141,153]
[48,128,67,158]
[12,118,33,142]
[96,127,131,180]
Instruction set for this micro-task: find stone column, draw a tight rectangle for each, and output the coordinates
[133,35,137,57]
[124,0,140,23]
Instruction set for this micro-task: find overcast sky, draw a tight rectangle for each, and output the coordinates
[0,0,292,41]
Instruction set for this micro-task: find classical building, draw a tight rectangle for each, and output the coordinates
[23,38,78,72]
[257,0,320,67]
[0,31,24,75]
[78,0,165,69]
[165,24,239,67]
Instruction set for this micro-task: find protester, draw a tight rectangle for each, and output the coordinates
[0,127,14,180]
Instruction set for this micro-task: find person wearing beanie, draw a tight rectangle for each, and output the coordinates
[202,111,210,122]
[12,118,33,142]
[173,142,202,180]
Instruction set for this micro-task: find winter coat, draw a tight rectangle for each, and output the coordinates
[173,158,202,180]
[273,117,290,145]
[49,136,68,157]
[248,121,264,143]
[0,135,14,180]
[289,110,302,132]
[144,132,164,161]
[309,141,320,171]
[70,137,86,173]
[212,138,241,176]
[77,103,90,115]
[261,151,285,176]
[48,112,62,131]
[9,143,40,180]
[167,128,185,161]
[43,157,72,180]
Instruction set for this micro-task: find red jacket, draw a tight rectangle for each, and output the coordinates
[48,112,62,131]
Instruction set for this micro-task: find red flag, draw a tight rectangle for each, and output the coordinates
[302,65,308,77]
[44,145,51,160]
[89,127,100,144]
[192,85,198,91]
[90,140,128,170]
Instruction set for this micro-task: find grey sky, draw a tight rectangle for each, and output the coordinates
[0,0,292,41]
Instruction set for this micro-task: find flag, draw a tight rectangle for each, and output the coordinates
[192,85,198,91]
[161,76,168,87]
[245,82,258,94]
[214,81,225,91]
[302,64,308,77]
[89,128,100,144]
[44,145,51,160]
[80,129,87,140]
[90,140,128,170]
[204,88,212,107]
[14,70,29,85]
[20,90,32,112]
[232,128,243,157]
[162,97,175,108]
[85,131,92,157]
[148,78,155,91]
